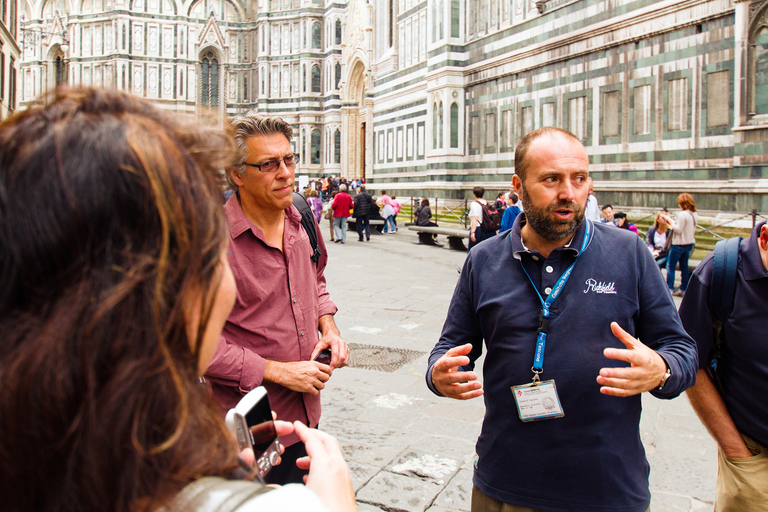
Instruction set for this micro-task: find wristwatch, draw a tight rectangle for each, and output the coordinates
[657,361,672,391]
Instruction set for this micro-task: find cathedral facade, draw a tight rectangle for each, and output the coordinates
[19,0,768,211]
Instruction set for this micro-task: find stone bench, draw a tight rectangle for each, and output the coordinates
[347,217,386,234]
[408,225,469,251]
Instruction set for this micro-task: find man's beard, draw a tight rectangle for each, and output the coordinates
[520,184,585,241]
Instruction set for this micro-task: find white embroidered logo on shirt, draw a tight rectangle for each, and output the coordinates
[584,279,617,294]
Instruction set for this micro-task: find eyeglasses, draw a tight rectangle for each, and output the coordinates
[242,153,300,173]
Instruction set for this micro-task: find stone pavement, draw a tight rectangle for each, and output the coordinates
[319,228,718,512]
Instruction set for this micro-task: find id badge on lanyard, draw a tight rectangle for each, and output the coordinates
[510,221,592,422]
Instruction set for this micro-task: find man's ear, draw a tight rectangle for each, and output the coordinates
[228,167,245,188]
[512,175,523,196]
[760,225,768,252]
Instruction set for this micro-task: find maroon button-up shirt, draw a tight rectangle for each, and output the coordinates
[205,196,337,447]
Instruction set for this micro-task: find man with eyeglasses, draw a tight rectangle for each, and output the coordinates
[204,114,350,485]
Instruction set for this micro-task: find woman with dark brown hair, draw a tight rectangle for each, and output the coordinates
[0,88,356,512]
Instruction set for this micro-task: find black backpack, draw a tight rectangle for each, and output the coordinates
[292,192,321,266]
[705,236,742,393]
[479,202,501,232]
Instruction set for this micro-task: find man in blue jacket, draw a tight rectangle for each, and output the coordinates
[427,127,698,512]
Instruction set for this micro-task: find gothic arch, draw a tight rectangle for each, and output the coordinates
[184,0,244,20]
[345,57,366,105]
[37,0,73,19]
[748,1,768,119]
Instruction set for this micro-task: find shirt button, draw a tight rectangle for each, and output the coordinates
[301,330,305,336]
[544,287,552,295]
[532,255,539,261]
[545,266,554,273]
[292,297,297,303]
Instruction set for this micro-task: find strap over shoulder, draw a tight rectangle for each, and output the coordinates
[161,476,272,512]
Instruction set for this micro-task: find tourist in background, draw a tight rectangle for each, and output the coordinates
[660,193,698,297]
[585,177,601,222]
[646,212,673,268]
[307,189,323,223]
[614,212,639,235]
[499,192,521,232]
[415,198,439,227]
[331,184,353,244]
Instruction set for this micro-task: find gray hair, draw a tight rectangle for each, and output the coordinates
[226,112,294,192]
[339,184,347,192]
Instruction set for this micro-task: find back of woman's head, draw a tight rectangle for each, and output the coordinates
[677,193,696,212]
[421,198,430,207]
[0,87,241,512]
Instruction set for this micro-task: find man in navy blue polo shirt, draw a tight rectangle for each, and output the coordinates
[427,127,698,512]
[679,221,768,511]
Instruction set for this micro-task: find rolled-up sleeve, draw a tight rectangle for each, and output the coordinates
[205,333,268,392]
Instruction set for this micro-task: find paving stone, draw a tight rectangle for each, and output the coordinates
[347,460,381,492]
[387,449,461,483]
[321,417,422,467]
[408,414,483,441]
[434,469,473,511]
[357,471,444,512]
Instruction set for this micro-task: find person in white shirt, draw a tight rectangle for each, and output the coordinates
[660,193,699,297]
[585,177,601,222]
[469,186,493,250]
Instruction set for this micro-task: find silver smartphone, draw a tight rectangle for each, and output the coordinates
[225,386,280,479]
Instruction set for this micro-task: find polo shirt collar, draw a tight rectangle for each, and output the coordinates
[224,193,300,241]
[510,213,587,261]
[742,220,768,281]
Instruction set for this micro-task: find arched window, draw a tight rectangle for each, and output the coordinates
[335,19,342,45]
[243,76,248,101]
[751,21,768,116]
[311,129,321,164]
[334,129,341,163]
[312,22,321,49]
[433,101,439,149]
[122,25,126,49]
[450,102,459,148]
[437,101,443,148]
[55,51,68,86]
[311,64,321,93]
[335,62,341,90]
[201,51,219,107]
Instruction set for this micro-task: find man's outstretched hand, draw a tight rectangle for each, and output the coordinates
[597,322,667,397]
[431,343,484,400]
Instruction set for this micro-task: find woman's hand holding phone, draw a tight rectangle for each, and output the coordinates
[294,421,358,512]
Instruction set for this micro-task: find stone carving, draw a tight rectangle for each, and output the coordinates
[750,0,768,26]
[163,28,173,55]
[163,68,172,95]
[229,73,236,98]
[94,25,102,54]
[134,26,143,52]
[83,26,91,53]
[149,26,159,52]
[134,66,143,93]
[148,66,158,95]
[94,65,102,86]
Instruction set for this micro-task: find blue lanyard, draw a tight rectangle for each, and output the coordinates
[519,221,592,381]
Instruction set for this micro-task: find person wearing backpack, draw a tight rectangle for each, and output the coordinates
[468,186,497,250]
[679,220,768,511]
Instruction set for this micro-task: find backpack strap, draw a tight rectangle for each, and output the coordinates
[293,192,321,266]
[705,236,741,391]
[162,477,272,512]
